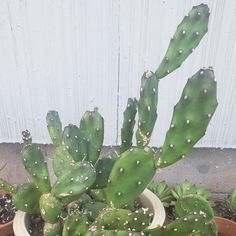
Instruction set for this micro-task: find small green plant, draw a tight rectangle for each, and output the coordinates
[0,4,218,236]
[171,180,211,201]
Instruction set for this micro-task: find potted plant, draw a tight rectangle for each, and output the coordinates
[214,187,236,236]
[0,164,16,236]
[0,3,219,236]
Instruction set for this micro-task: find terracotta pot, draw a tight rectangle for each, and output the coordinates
[13,188,166,235]
[0,189,14,236]
[214,216,236,236]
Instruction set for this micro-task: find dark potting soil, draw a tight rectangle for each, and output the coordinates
[28,215,44,236]
[0,193,16,224]
[214,200,236,222]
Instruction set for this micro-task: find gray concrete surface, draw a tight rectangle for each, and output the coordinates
[0,144,235,196]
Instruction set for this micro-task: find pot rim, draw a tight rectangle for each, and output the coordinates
[214,216,236,224]
[13,188,166,235]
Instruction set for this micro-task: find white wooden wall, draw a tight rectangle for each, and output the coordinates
[0,0,236,148]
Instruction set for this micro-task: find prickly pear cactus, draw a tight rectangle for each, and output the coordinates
[21,141,51,193]
[155,4,210,79]
[106,147,156,208]
[12,183,41,214]
[157,68,217,168]
[174,194,214,221]
[136,71,158,147]
[86,230,144,236]
[39,193,63,224]
[46,111,63,147]
[79,109,104,164]
[0,179,16,193]
[62,210,89,236]
[91,150,119,189]
[43,222,62,236]
[62,124,87,162]
[120,98,138,153]
[52,145,75,178]
[52,162,96,199]
[95,208,150,231]
[144,212,217,236]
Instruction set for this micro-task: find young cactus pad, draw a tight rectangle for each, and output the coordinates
[174,194,214,221]
[62,124,87,162]
[12,183,41,214]
[136,71,159,147]
[228,187,236,212]
[106,147,156,208]
[52,161,96,199]
[144,212,217,236]
[120,98,138,153]
[52,145,75,178]
[155,4,210,79]
[91,150,119,189]
[21,143,51,193]
[0,178,17,193]
[86,230,144,236]
[79,109,104,164]
[157,68,217,168]
[46,111,63,147]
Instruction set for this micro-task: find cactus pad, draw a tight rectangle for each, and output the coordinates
[155,4,210,79]
[62,210,89,236]
[79,109,104,164]
[43,222,62,236]
[21,144,51,193]
[0,179,17,193]
[136,71,159,147]
[52,162,96,199]
[157,68,217,168]
[12,183,41,214]
[52,145,75,178]
[106,147,156,208]
[46,111,63,147]
[144,212,217,236]
[92,150,119,189]
[175,194,214,221]
[39,193,63,224]
[120,98,138,153]
[62,124,87,162]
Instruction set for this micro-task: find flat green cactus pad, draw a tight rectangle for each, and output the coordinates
[156,4,210,79]
[157,68,217,168]
[106,147,156,208]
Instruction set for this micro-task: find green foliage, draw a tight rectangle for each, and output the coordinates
[171,180,211,201]
[147,181,173,207]
[227,187,236,212]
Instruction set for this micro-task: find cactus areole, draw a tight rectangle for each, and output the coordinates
[0,3,219,236]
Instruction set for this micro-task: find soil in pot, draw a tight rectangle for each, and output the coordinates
[214,200,236,222]
[27,215,44,236]
[0,190,16,236]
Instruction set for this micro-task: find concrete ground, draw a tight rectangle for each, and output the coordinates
[0,144,235,198]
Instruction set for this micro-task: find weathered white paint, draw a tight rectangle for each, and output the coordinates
[0,0,236,148]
